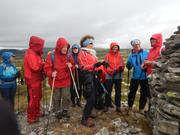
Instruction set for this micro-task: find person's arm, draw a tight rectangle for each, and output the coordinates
[126,54,133,70]
[118,54,125,72]
[27,53,43,72]
[44,54,53,78]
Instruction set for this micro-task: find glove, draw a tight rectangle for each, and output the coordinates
[15,71,21,78]
[119,67,124,72]
[94,62,102,68]
[21,78,24,85]
[98,69,103,74]
[101,61,109,68]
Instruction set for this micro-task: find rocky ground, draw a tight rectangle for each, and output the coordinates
[17,102,152,135]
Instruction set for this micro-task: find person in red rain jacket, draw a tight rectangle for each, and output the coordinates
[104,42,125,112]
[24,36,45,124]
[144,33,163,76]
[44,37,72,120]
[78,35,98,127]
[142,33,163,110]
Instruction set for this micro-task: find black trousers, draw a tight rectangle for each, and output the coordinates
[81,71,96,120]
[70,70,82,104]
[105,79,122,108]
[128,79,149,110]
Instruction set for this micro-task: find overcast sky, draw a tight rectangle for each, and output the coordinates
[0,0,180,49]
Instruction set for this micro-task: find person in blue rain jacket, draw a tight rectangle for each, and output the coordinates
[126,39,149,114]
[0,52,20,110]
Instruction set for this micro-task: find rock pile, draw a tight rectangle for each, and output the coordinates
[148,26,180,135]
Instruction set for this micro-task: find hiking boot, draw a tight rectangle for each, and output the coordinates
[62,110,70,119]
[104,106,109,112]
[36,112,44,118]
[90,108,97,118]
[77,101,82,107]
[116,107,121,112]
[55,112,63,119]
[71,103,76,107]
[81,118,95,127]
[139,109,145,115]
[109,104,114,108]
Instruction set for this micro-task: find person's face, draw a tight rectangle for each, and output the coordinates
[73,48,79,54]
[132,44,141,51]
[112,45,119,53]
[61,45,68,54]
[10,56,14,62]
[150,39,157,47]
[86,44,93,49]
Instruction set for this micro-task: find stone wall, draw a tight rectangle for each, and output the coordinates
[148,26,180,135]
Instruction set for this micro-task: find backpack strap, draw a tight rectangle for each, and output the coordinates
[51,51,55,65]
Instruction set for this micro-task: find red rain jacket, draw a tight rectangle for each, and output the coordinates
[147,33,163,75]
[78,49,98,72]
[104,42,125,76]
[24,36,45,85]
[44,38,71,88]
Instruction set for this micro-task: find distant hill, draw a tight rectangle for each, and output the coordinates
[0,48,53,58]
[0,48,130,59]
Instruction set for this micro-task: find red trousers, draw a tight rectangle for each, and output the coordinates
[27,82,42,120]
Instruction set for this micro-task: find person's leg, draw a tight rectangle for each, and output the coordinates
[52,88,61,114]
[27,85,36,122]
[82,73,96,126]
[114,79,122,111]
[0,89,10,103]
[61,87,71,115]
[128,79,139,109]
[9,86,16,111]
[36,83,43,117]
[104,79,113,110]
[70,83,76,106]
[139,80,148,111]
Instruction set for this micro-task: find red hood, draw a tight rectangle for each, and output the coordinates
[109,42,120,54]
[29,36,44,55]
[55,37,70,54]
[150,33,163,48]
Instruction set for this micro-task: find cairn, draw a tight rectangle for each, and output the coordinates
[148,26,180,135]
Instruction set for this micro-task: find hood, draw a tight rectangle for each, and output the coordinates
[1,52,15,64]
[55,37,70,54]
[71,44,81,54]
[109,42,120,54]
[150,33,163,48]
[29,36,44,55]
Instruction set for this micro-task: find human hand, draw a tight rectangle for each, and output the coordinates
[67,62,72,68]
[52,71,57,78]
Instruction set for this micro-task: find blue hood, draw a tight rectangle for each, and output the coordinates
[71,44,81,54]
[1,52,15,64]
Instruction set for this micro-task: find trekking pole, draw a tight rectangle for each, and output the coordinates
[45,79,48,113]
[16,78,21,114]
[42,79,45,115]
[69,67,80,99]
[48,77,56,112]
